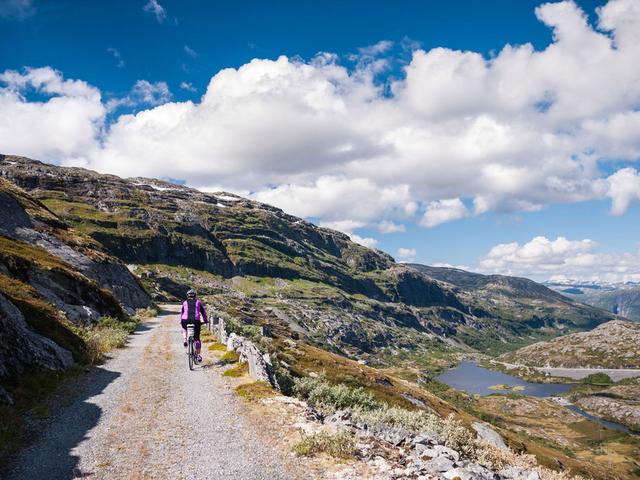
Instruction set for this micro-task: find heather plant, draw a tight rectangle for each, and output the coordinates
[293,376,380,411]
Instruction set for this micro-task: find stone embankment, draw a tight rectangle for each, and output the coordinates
[215,317,280,388]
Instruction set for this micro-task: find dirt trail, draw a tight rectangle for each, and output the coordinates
[5,305,302,480]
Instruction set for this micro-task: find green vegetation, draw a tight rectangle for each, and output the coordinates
[351,404,439,432]
[293,375,380,412]
[235,381,277,401]
[220,351,240,364]
[293,431,356,459]
[76,315,139,364]
[0,272,87,362]
[208,342,227,351]
[223,362,248,377]
[581,373,613,385]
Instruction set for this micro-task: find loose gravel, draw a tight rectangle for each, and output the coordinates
[4,305,302,479]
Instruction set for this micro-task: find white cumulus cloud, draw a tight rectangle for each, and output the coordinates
[396,248,417,262]
[479,236,640,282]
[106,80,172,111]
[1,0,640,239]
[0,67,104,160]
[421,198,469,227]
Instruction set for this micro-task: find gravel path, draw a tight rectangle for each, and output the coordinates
[498,361,640,381]
[536,367,640,381]
[5,305,302,480]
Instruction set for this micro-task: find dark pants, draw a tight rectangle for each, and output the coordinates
[181,320,201,341]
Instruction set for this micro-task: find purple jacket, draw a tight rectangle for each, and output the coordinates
[180,299,208,323]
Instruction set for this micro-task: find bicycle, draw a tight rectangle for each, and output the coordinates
[186,324,199,370]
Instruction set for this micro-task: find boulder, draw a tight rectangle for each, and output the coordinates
[416,445,460,463]
[367,424,414,446]
[412,430,442,446]
[444,465,497,480]
[499,466,542,480]
[423,456,455,472]
[325,409,353,426]
[472,422,508,450]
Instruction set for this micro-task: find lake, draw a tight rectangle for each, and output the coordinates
[437,361,575,396]
[437,361,632,434]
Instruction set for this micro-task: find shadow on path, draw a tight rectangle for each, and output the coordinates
[2,316,162,479]
[3,366,120,480]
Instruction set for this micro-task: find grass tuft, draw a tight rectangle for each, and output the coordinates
[223,362,248,377]
[208,342,227,351]
[236,381,277,401]
[293,430,356,459]
[220,350,240,364]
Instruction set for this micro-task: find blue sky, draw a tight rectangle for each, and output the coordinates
[2,1,601,95]
[1,0,639,282]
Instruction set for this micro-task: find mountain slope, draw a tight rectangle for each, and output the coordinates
[499,320,640,368]
[408,264,612,330]
[0,155,614,361]
[0,177,151,403]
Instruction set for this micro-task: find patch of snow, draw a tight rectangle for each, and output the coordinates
[216,203,228,208]
[216,195,241,202]
[132,181,179,192]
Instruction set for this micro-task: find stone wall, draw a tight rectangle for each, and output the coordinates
[215,317,280,389]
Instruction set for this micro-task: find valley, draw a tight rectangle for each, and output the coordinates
[1,155,639,479]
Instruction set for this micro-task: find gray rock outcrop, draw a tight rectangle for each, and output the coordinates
[472,421,508,450]
[0,293,73,404]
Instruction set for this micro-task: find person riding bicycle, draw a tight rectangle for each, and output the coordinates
[180,289,208,362]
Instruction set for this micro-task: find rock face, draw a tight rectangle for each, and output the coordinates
[0,179,151,315]
[0,176,152,403]
[574,381,640,432]
[499,320,640,368]
[471,422,508,450]
[0,292,74,404]
[546,280,640,321]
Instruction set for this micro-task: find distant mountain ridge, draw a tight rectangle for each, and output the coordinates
[408,264,570,302]
[546,280,640,321]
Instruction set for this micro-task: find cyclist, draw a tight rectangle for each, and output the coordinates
[180,289,208,362]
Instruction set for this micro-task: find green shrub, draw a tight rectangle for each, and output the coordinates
[351,405,440,432]
[293,376,380,411]
[79,316,138,364]
[293,430,356,459]
[581,373,613,385]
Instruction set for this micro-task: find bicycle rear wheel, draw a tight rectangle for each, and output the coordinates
[188,338,194,370]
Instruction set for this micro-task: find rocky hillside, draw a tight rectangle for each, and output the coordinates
[0,177,151,404]
[0,155,614,361]
[499,320,640,368]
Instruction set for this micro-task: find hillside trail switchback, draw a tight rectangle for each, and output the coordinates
[4,305,302,480]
